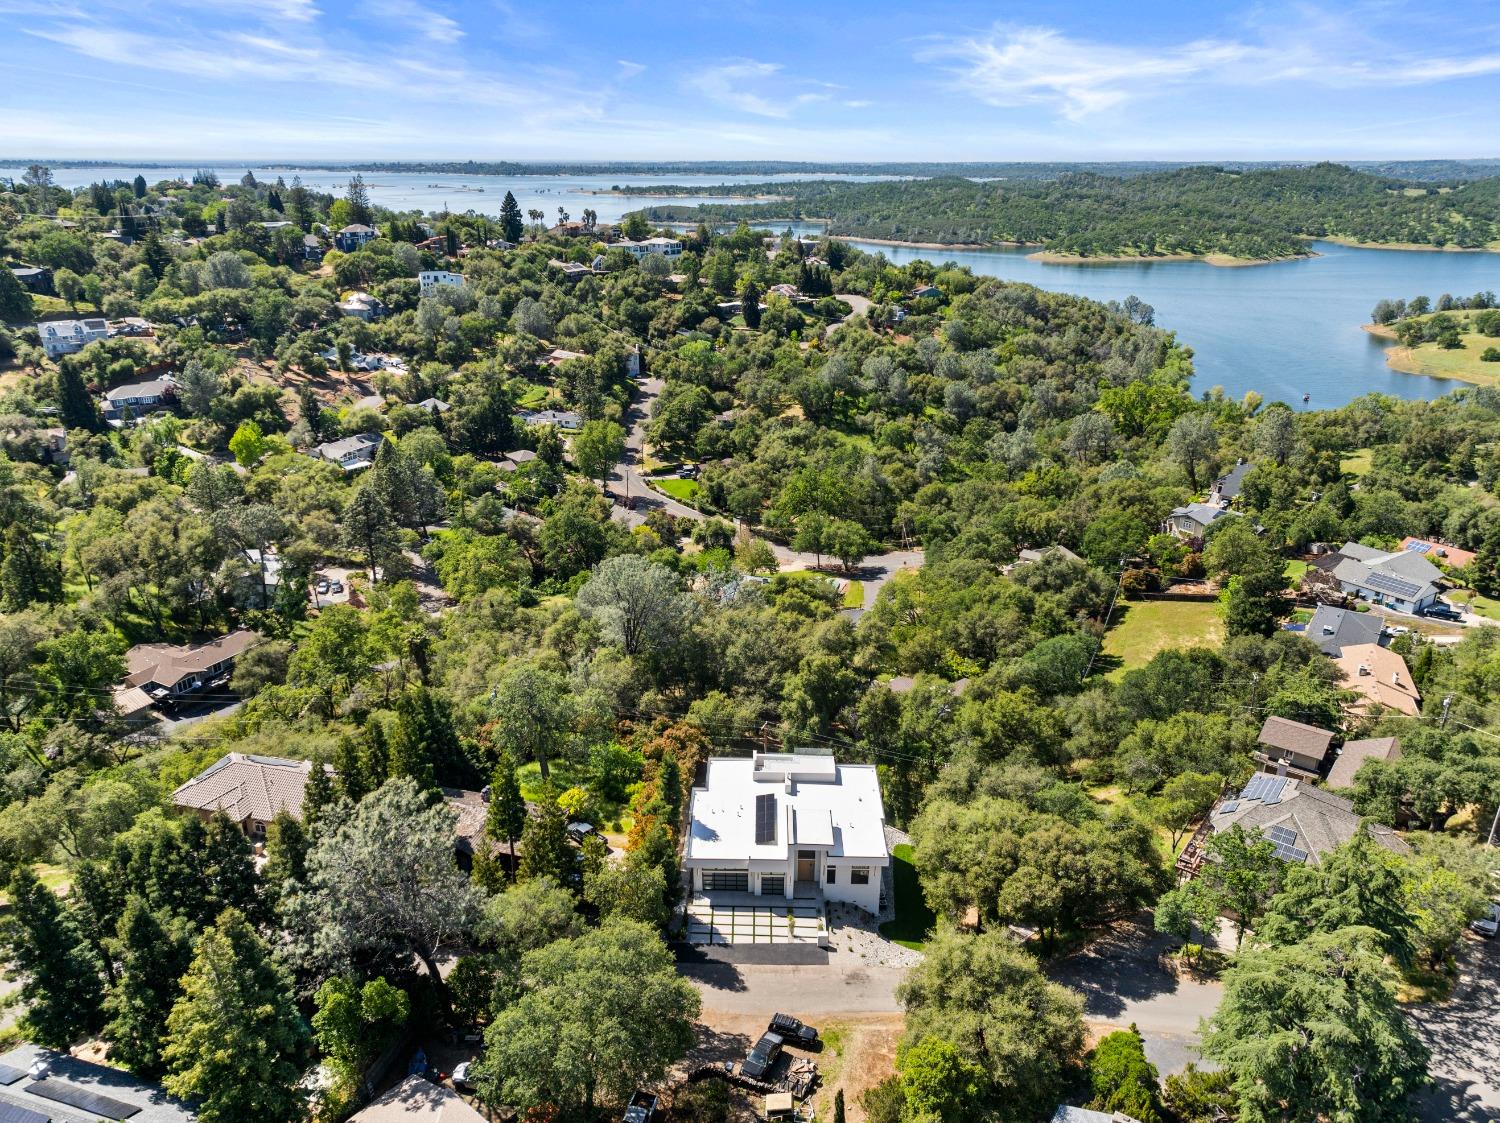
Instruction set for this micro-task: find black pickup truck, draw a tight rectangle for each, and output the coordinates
[769,1013,819,1046]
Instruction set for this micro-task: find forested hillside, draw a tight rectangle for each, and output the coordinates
[638,163,1500,258]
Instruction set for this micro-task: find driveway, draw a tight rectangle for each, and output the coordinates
[1047,919,1222,1076]
[683,960,906,1017]
[1409,936,1500,1122]
[825,293,872,336]
[609,375,702,526]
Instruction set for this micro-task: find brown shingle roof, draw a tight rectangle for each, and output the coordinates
[1210,776,1408,865]
[124,629,260,691]
[171,752,326,825]
[1257,715,1336,763]
[1326,736,1402,790]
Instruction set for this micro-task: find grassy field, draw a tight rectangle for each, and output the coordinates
[1340,448,1374,476]
[878,844,935,950]
[653,477,699,503]
[1101,598,1224,678]
[1285,559,1310,581]
[1369,312,1500,386]
[842,579,865,609]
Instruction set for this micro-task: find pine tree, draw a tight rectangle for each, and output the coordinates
[141,231,171,278]
[262,811,308,908]
[1,523,63,611]
[519,795,574,885]
[0,265,33,324]
[363,719,390,787]
[487,754,528,883]
[56,360,100,431]
[199,814,262,926]
[334,734,370,802]
[392,687,474,789]
[104,897,192,1078]
[69,859,126,985]
[345,176,372,226]
[214,208,226,235]
[163,909,310,1123]
[0,866,106,1047]
[303,759,334,829]
[499,191,523,244]
[132,174,147,198]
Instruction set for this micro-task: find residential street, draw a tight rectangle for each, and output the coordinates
[1409,938,1500,1122]
[682,960,907,1016]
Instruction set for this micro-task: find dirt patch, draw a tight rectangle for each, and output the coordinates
[813,1015,903,1122]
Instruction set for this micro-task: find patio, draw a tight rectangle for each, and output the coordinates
[683,889,828,947]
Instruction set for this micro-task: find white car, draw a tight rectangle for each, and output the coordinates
[451,1062,475,1092]
[1472,903,1500,938]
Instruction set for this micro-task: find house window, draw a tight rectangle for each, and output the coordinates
[701,870,748,892]
[760,875,785,897]
[825,867,837,884]
[851,867,871,885]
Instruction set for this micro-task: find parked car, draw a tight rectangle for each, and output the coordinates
[769,1013,819,1047]
[1425,603,1464,621]
[451,1062,475,1092]
[622,1090,657,1123]
[741,1032,784,1080]
[1472,903,1500,938]
[329,580,344,594]
[315,578,330,594]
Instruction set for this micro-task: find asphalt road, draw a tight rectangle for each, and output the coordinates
[1409,936,1500,1122]
[682,961,907,1017]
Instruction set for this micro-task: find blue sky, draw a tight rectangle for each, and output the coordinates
[3,0,1500,161]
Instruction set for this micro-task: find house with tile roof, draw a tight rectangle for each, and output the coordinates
[1326,736,1402,790]
[172,752,329,840]
[1254,715,1336,780]
[1333,643,1421,716]
[1397,536,1476,571]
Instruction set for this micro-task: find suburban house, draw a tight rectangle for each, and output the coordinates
[1303,603,1384,656]
[503,448,537,467]
[1397,536,1476,571]
[418,269,466,294]
[113,629,261,718]
[1178,772,1407,878]
[1164,502,1236,539]
[313,432,383,471]
[909,284,941,300]
[1011,543,1083,570]
[1326,736,1403,790]
[1208,459,1254,506]
[549,258,596,280]
[617,236,683,258]
[9,264,52,294]
[515,408,583,431]
[38,317,109,358]
[302,233,324,262]
[101,376,175,422]
[0,1043,196,1123]
[415,397,451,414]
[349,1076,487,1123]
[546,347,587,367]
[334,223,378,252]
[172,752,331,840]
[1333,643,1421,716]
[1254,715,1335,781]
[1317,541,1443,614]
[684,751,889,914]
[338,291,386,321]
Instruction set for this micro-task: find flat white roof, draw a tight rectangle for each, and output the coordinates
[687,755,886,862]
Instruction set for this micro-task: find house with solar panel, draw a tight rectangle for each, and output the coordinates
[0,1043,195,1123]
[1317,541,1444,615]
[684,750,889,914]
[1176,772,1407,879]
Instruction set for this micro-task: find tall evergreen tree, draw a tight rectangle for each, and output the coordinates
[487,754,528,884]
[104,897,192,1078]
[164,909,311,1123]
[69,859,125,984]
[0,265,33,323]
[333,734,371,802]
[262,811,309,911]
[0,866,105,1047]
[519,794,574,886]
[499,191,523,244]
[302,759,334,829]
[345,175,372,226]
[132,174,147,198]
[56,360,100,431]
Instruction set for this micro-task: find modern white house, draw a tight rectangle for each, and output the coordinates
[617,236,683,258]
[1323,541,1442,614]
[38,317,109,359]
[685,751,889,914]
[418,269,466,294]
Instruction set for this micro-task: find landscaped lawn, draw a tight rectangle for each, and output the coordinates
[1100,598,1224,678]
[1341,448,1374,476]
[1285,559,1310,582]
[842,580,865,609]
[653,477,699,503]
[878,844,936,950]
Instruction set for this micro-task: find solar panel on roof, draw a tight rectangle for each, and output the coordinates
[1365,571,1422,599]
[754,792,777,846]
[1265,825,1299,846]
[1404,540,1432,553]
[0,1101,49,1123]
[1241,773,1287,803]
[0,1067,26,1087]
[24,1081,139,1121]
[1218,800,1239,813]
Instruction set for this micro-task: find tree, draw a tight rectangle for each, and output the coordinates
[898,1037,988,1123]
[1195,825,1282,947]
[499,191,523,244]
[474,919,699,1115]
[312,975,409,1075]
[262,810,308,908]
[488,661,574,780]
[163,909,310,1123]
[0,264,33,323]
[897,927,1084,1122]
[176,358,221,418]
[0,866,105,1047]
[792,510,829,570]
[1254,405,1297,466]
[485,754,527,884]
[103,897,192,1078]
[823,517,876,572]
[1200,927,1428,1122]
[1398,835,1494,968]
[228,420,267,467]
[576,554,691,658]
[571,419,625,488]
[345,175,372,225]
[56,360,100,430]
[342,484,403,582]
[1152,771,1222,847]
[518,795,574,885]
[1166,413,1217,490]
[286,778,479,993]
[132,174,147,198]
[583,857,669,929]
[740,279,762,329]
[1088,1029,1161,1123]
[54,268,83,309]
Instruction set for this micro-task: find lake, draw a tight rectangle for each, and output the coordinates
[8,163,1498,408]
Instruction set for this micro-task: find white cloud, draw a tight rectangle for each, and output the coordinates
[684,60,790,118]
[616,59,646,79]
[363,0,463,44]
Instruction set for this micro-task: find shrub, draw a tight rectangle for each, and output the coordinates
[1088,1027,1162,1123]
[1481,347,1500,363]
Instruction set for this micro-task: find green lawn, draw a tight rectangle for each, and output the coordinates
[1341,448,1374,476]
[653,477,699,503]
[878,844,935,950]
[1100,598,1225,678]
[515,383,549,409]
[1285,559,1310,582]
[842,579,865,609]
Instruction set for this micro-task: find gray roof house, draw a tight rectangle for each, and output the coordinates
[1164,502,1236,540]
[1326,736,1403,790]
[1304,603,1384,656]
[1209,459,1253,505]
[0,1043,196,1123]
[313,432,383,471]
[1255,715,1336,780]
[113,629,261,717]
[1202,773,1407,867]
[38,317,109,359]
[101,376,175,422]
[1326,541,1443,614]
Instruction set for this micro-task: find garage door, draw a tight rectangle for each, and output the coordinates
[760,875,785,896]
[702,870,748,892]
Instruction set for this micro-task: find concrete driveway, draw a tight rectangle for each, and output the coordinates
[1047,919,1223,1076]
[1409,936,1500,1122]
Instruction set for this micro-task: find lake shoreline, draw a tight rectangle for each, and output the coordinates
[1027,250,1315,268]
[1363,321,1500,387]
[1323,237,1500,254]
